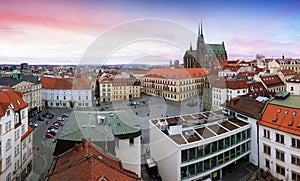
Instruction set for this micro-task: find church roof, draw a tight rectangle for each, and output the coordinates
[205,44,226,54]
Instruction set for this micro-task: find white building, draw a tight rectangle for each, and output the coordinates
[149,111,251,181]
[40,77,92,108]
[212,78,248,110]
[222,97,266,166]
[286,74,300,95]
[258,93,300,181]
[0,86,33,181]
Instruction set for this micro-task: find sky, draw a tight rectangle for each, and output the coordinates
[1,0,300,65]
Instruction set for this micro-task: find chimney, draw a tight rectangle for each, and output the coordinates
[82,139,85,149]
[74,143,79,152]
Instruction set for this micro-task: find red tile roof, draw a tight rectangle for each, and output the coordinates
[280,69,296,76]
[260,75,284,88]
[213,78,248,89]
[47,141,141,181]
[225,97,266,119]
[0,86,27,117]
[286,74,300,83]
[222,66,242,72]
[258,104,300,135]
[144,68,206,79]
[40,77,90,90]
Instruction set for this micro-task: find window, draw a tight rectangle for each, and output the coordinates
[22,140,26,149]
[6,173,11,181]
[23,152,27,162]
[129,138,134,145]
[21,125,25,134]
[86,96,88,100]
[292,138,300,149]
[292,171,300,181]
[265,159,270,169]
[291,86,294,91]
[79,96,81,100]
[7,109,10,116]
[276,164,285,176]
[276,149,285,161]
[6,155,11,168]
[14,130,19,140]
[6,139,11,150]
[21,110,25,119]
[263,129,270,139]
[275,133,284,144]
[291,155,300,166]
[263,144,271,155]
[56,96,59,100]
[63,96,66,100]
[15,144,20,156]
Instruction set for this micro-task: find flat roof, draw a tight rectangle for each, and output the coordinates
[151,112,250,145]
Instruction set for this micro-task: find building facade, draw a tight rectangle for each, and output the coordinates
[258,93,300,181]
[141,68,206,102]
[286,74,300,95]
[0,86,33,181]
[222,97,266,166]
[0,75,42,116]
[40,77,92,108]
[183,24,227,70]
[149,112,251,181]
[98,77,140,103]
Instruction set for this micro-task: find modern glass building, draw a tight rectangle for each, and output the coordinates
[149,111,251,181]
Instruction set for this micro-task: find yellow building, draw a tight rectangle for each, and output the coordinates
[98,77,140,102]
[141,68,206,102]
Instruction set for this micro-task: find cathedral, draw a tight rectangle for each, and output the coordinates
[183,23,227,70]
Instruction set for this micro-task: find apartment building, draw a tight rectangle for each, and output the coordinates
[254,74,285,93]
[258,92,300,181]
[98,77,140,103]
[141,68,206,102]
[40,77,92,108]
[0,75,42,116]
[149,111,251,181]
[286,74,300,95]
[0,86,33,181]
[212,78,248,110]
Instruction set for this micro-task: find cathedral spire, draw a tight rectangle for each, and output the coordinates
[200,20,203,36]
[190,42,192,51]
[198,23,200,36]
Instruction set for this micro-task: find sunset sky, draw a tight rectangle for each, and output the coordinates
[1,0,300,65]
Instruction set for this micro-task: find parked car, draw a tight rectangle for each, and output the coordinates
[50,124,59,129]
[62,113,69,117]
[46,113,54,119]
[54,120,64,126]
[57,116,64,121]
[45,132,54,138]
[47,129,57,135]
[38,117,45,121]
[29,122,38,129]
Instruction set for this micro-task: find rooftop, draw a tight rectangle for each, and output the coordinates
[47,141,141,181]
[144,68,206,79]
[151,111,249,145]
[58,111,141,142]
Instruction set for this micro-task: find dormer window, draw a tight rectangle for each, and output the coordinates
[16,100,20,105]
[277,109,281,114]
[284,110,288,115]
[292,111,296,117]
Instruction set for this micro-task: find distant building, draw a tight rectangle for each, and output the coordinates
[0,86,33,181]
[286,74,300,95]
[149,111,251,181]
[254,74,285,93]
[53,111,142,177]
[183,23,227,70]
[47,141,141,181]
[258,92,300,181]
[0,74,42,116]
[20,63,28,71]
[40,77,92,108]
[141,68,206,102]
[97,76,140,103]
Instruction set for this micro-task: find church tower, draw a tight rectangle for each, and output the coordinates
[197,21,206,68]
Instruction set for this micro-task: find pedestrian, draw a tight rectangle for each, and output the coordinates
[46,120,48,125]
